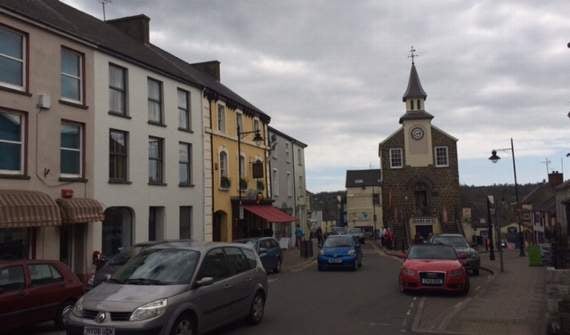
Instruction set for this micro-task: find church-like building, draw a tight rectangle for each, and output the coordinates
[378,60,460,247]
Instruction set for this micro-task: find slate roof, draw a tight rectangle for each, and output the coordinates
[0,0,269,122]
[399,110,434,124]
[402,62,427,102]
[522,183,556,214]
[268,126,307,148]
[345,169,382,188]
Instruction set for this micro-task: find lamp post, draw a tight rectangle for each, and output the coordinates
[489,138,525,257]
[237,124,264,229]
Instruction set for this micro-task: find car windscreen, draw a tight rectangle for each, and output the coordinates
[407,245,457,260]
[432,236,469,248]
[112,248,199,285]
[324,236,353,248]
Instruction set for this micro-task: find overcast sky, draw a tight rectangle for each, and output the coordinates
[66,0,570,192]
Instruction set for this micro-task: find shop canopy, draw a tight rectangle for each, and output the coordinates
[243,205,297,223]
[0,190,61,228]
[56,198,105,224]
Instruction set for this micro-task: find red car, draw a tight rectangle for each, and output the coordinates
[0,259,84,332]
[399,244,469,295]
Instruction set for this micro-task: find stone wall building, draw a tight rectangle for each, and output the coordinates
[378,61,460,247]
[345,169,382,234]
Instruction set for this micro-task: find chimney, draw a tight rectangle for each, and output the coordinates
[192,60,221,81]
[106,15,150,44]
[548,171,563,187]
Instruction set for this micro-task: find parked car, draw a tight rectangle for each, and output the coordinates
[347,227,366,243]
[87,241,167,289]
[0,260,84,332]
[430,234,480,275]
[318,235,363,271]
[235,237,283,273]
[66,241,268,335]
[399,244,469,295]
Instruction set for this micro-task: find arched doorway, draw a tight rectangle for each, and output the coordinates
[102,207,134,257]
[213,211,227,242]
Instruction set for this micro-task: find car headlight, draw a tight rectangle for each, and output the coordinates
[348,249,356,256]
[72,297,84,317]
[129,299,167,321]
[401,267,417,277]
[449,268,464,277]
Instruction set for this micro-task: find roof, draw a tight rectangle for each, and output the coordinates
[345,169,382,188]
[399,110,434,124]
[522,182,556,213]
[402,62,427,102]
[0,0,269,122]
[268,126,308,148]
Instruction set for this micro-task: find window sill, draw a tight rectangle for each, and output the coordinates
[59,99,88,110]
[178,127,194,134]
[108,111,132,119]
[148,182,167,186]
[0,85,32,97]
[179,183,195,188]
[0,174,30,180]
[109,180,132,184]
[148,121,167,128]
[219,187,231,192]
[59,177,88,183]
[435,165,449,168]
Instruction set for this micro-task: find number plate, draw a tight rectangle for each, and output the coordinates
[421,278,443,285]
[84,327,115,335]
[328,258,343,264]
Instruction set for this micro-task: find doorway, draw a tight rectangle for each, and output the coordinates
[213,211,227,242]
[416,225,433,240]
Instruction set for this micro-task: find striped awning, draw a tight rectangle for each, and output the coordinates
[0,190,61,228]
[56,198,105,224]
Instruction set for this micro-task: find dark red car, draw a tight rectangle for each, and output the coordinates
[0,259,84,332]
[399,244,469,295]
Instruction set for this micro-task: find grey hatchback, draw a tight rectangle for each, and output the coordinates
[66,241,268,335]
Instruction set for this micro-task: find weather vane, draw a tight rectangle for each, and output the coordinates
[98,0,112,21]
[408,45,419,64]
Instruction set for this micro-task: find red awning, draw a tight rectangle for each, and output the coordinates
[243,205,297,223]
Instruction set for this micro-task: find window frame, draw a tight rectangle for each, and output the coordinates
[0,24,27,92]
[179,206,193,239]
[148,136,164,185]
[60,120,84,179]
[435,146,450,168]
[109,129,129,183]
[147,77,164,126]
[389,148,403,169]
[197,248,231,282]
[177,88,191,131]
[178,141,192,186]
[217,104,225,132]
[0,110,26,175]
[236,111,243,132]
[60,47,84,104]
[108,63,128,116]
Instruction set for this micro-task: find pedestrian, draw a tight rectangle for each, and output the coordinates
[295,224,304,248]
[316,227,324,248]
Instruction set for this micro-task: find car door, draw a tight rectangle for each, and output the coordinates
[0,264,31,330]
[26,263,68,322]
[193,248,234,331]
[258,239,274,271]
[223,247,256,318]
[269,239,281,267]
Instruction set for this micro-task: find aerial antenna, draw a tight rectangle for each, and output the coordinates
[408,45,419,64]
[540,157,552,175]
[98,0,112,21]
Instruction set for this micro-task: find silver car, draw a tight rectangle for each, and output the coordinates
[66,241,268,335]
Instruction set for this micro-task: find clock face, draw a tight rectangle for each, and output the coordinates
[411,127,424,140]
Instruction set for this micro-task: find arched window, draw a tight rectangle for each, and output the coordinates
[410,100,415,110]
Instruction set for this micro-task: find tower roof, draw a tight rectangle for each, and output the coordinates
[402,63,427,102]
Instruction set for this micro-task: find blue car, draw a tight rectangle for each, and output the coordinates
[318,235,363,271]
[235,237,283,273]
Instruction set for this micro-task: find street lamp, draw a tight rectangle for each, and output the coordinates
[237,124,264,223]
[488,138,525,257]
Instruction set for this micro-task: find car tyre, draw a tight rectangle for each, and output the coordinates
[55,299,75,329]
[399,281,408,295]
[352,261,358,271]
[473,268,480,276]
[170,312,195,335]
[248,292,265,325]
[461,278,470,296]
[274,259,282,273]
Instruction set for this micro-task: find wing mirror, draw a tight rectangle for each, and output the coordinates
[195,277,214,287]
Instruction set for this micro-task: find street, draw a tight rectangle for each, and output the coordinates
[23,244,494,335]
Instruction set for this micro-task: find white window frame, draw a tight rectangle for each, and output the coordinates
[217,104,225,133]
[236,111,243,132]
[219,150,228,178]
[389,148,403,169]
[272,168,279,196]
[109,63,128,115]
[177,88,191,130]
[60,122,83,178]
[297,148,303,166]
[239,153,246,179]
[179,142,192,185]
[435,146,449,168]
[0,26,26,91]
[0,111,24,175]
[60,48,83,104]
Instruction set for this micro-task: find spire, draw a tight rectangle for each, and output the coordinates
[402,62,427,102]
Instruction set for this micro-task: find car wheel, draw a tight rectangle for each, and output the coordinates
[352,261,358,271]
[54,300,75,329]
[170,313,194,335]
[462,278,470,296]
[473,268,480,276]
[248,292,265,325]
[274,259,282,273]
[399,281,408,294]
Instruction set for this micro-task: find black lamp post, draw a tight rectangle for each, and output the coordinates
[237,124,264,225]
[489,138,525,257]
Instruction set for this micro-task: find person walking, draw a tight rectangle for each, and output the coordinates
[295,224,304,248]
[316,227,324,248]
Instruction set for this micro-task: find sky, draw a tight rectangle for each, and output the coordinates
[65,0,570,192]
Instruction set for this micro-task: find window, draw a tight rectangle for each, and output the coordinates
[217,104,225,132]
[198,248,231,281]
[179,142,192,185]
[60,122,82,177]
[219,151,228,178]
[287,172,292,197]
[61,48,83,102]
[272,169,279,196]
[148,137,164,184]
[224,247,250,274]
[239,155,246,179]
[236,112,243,131]
[178,89,190,130]
[297,148,302,165]
[410,100,415,110]
[298,176,304,191]
[147,78,163,124]
[179,206,192,239]
[0,26,25,89]
[241,248,258,269]
[435,146,449,167]
[109,129,128,182]
[109,64,127,115]
[285,142,290,162]
[389,148,403,169]
[253,119,260,132]
[28,264,63,287]
[0,111,24,174]
[0,266,25,293]
[148,207,164,241]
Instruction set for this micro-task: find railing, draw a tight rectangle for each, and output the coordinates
[412,217,434,225]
